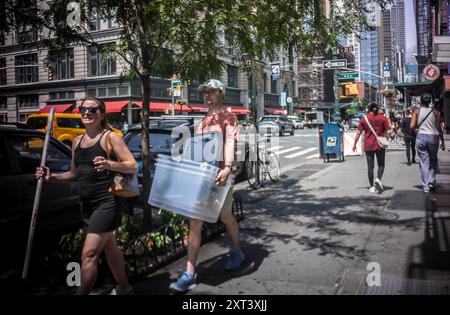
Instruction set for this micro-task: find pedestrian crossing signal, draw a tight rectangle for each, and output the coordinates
[48,66,54,81]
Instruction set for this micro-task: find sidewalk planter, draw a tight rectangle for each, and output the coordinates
[149,154,234,223]
[322,122,345,162]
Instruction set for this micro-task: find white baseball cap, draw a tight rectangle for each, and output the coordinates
[198,79,225,94]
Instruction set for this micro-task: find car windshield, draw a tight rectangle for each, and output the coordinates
[27,117,48,129]
[260,117,278,122]
[127,132,177,151]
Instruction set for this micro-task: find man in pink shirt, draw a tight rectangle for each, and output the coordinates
[170,79,244,292]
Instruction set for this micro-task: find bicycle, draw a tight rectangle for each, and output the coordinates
[245,136,280,189]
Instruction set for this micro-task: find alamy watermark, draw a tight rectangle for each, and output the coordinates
[366,262,381,287]
[66,2,81,28]
[66,262,81,287]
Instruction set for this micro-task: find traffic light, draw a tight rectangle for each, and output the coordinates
[166,87,173,96]
[48,66,54,81]
[345,83,358,96]
[311,67,319,78]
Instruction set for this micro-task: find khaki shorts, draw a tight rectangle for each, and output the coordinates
[219,187,234,220]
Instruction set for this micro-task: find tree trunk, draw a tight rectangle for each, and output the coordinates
[140,74,152,232]
[135,0,152,232]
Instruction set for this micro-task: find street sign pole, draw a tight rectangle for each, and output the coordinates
[333,70,341,123]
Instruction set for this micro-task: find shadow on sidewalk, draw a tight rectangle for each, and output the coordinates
[406,195,450,281]
[197,244,269,288]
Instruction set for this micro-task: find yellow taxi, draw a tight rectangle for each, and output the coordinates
[26,113,123,147]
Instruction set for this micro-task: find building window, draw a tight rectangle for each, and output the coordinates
[227,65,238,88]
[0,32,5,46]
[0,115,7,123]
[17,94,39,108]
[89,44,117,76]
[48,49,74,80]
[49,91,75,100]
[0,58,6,85]
[271,77,277,94]
[0,96,7,109]
[89,6,117,31]
[15,54,38,84]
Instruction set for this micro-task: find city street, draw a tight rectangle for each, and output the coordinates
[270,128,321,172]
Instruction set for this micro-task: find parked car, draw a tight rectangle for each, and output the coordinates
[0,124,82,274]
[287,115,305,129]
[26,113,123,148]
[257,115,295,136]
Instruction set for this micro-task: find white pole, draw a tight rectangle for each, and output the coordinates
[22,108,56,279]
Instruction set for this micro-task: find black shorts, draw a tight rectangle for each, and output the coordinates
[81,194,121,234]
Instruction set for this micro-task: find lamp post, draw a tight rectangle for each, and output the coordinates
[242,53,257,125]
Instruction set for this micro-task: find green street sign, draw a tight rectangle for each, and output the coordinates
[171,80,183,88]
[339,73,358,79]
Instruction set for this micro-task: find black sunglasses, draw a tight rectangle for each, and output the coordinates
[79,106,101,114]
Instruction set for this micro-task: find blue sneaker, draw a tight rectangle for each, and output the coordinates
[225,250,245,271]
[169,272,197,292]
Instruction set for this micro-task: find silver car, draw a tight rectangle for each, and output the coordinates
[257,115,295,136]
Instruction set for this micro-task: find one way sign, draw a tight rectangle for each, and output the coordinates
[323,59,347,69]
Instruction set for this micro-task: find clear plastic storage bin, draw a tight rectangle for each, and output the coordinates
[148,154,234,223]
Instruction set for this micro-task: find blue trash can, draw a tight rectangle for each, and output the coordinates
[322,122,344,162]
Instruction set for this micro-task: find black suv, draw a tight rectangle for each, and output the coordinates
[0,124,82,273]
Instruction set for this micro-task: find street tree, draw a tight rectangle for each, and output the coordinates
[1,0,391,230]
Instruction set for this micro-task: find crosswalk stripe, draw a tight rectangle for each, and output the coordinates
[268,146,283,152]
[305,153,319,160]
[285,147,318,159]
[276,146,302,155]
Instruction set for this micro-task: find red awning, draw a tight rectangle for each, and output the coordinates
[104,101,130,113]
[265,107,286,115]
[190,105,209,113]
[39,103,73,113]
[133,101,192,112]
[225,106,251,114]
[294,109,306,114]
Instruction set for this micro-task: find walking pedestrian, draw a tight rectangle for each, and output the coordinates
[410,93,446,193]
[352,103,392,193]
[35,97,137,295]
[401,107,416,165]
[169,79,244,293]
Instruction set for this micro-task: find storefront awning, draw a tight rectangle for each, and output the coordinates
[225,106,251,114]
[133,101,192,112]
[104,101,130,113]
[39,103,73,113]
[265,107,286,115]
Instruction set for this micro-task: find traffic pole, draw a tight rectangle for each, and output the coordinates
[22,108,56,279]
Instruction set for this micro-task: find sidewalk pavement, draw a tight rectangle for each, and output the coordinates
[131,135,450,295]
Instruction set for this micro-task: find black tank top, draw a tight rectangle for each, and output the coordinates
[74,130,115,201]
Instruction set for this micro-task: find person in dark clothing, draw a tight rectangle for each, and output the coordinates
[401,108,416,165]
[36,97,137,295]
